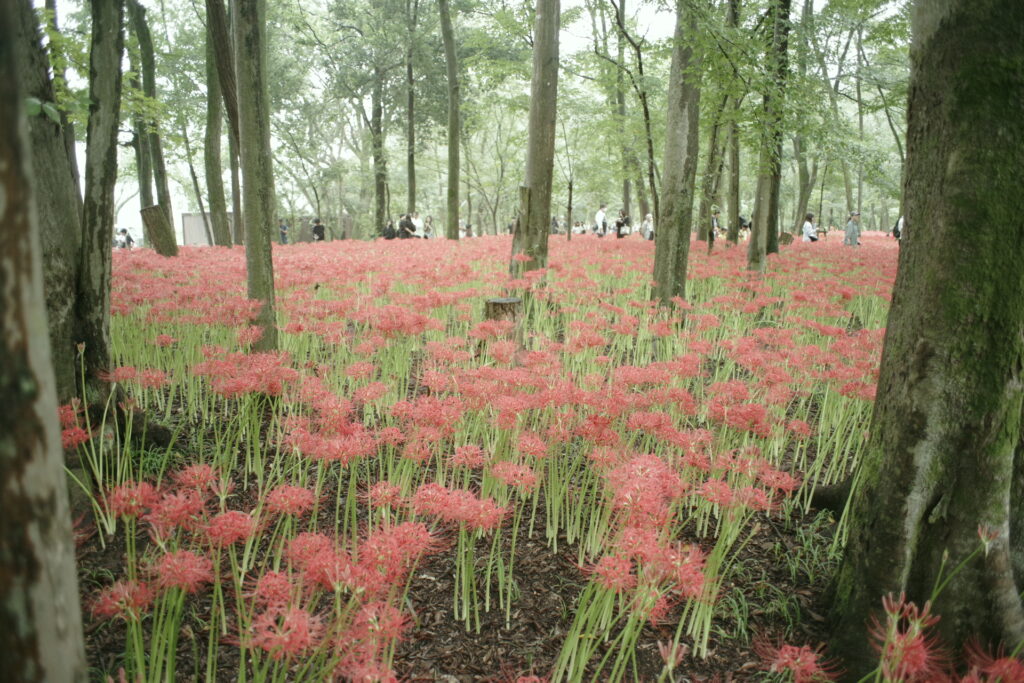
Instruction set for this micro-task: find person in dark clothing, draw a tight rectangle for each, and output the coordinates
[398,214,415,239]
[311,218,326,241]
[278,219,289,244]
[614,210,630,238]
[383,220,397,239]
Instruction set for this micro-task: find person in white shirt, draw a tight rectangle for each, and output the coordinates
[594,204,607,235]
[802,212,818,242]
[640,213,654,240]
[411,212,425,238]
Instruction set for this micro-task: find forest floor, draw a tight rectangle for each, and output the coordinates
[72,233,895,681]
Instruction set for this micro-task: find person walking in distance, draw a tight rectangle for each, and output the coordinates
[802,212,818,242]
[311,218,326,242]
[594,203,607,236]
[844,211,861,246]
[278,219,289,245]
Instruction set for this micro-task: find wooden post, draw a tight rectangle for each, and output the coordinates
[485,296,522,322]
[140,204,179,255]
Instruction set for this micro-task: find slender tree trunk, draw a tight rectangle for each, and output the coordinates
[205,23,231,246]
[229,125,243,244]
[510,0,559,276]
[206,0,239,148]
[235,0,277,350]
[831,1,1024,674]
[698,94,729,241]
[0,6,87,672]
[182,124,212,245]
[127,1,174,237]
[855,27,864,215]
[438,0,460,240]
[14,0,86,402]
[127,45,153,212]
[79,0,123,394]
[725,0,741,245]
[405,0,418,215]
[651,1,701,305]
[371,69,387,237]
[615,0,630,218]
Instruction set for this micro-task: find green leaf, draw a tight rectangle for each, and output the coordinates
[41,102,61,124]
[25,96,42,117]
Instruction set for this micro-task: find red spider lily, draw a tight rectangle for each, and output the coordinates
[62,426,91,449]
[143,489,206,539]
[173,464,218,493]
[963,641,1024,682]
[107,481,158,519]
[152,550,214,593]
[516,432,548,459]
[153,333,177,347]
[451,444,486,469]
[249,570,294,608]
[490,461,538,490]
[58,400,82,429]
[753,639,838,683]
[411,483,507,531]
[92,580,155,620]
[871,593,947,682]
[205,510,257,547]
[265,485,316,517]
[588,553,636,594]
[247,606,323,660]
[287,532,334,570]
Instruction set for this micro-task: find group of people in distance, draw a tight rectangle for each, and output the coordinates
[382,212,434,240]
[568,203,656,240]
[800,210,904,245]
[277,218,326,244]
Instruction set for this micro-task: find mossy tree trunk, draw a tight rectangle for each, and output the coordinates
[651,1,701,305]
[438,0,460,241]
[0,6,87,674]
[78,0,124,398]
[370,67,388,238]
[14,0,86,403]
[830,0,1024,674]
[510,0,559,277]
[234,0,277,351]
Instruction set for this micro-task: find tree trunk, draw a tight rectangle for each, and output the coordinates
[830,1,1024,674]
[0,7,87,673]
[510,0,559,276]
[235,0,277,351]
[697,94,729,241]
[127,1,174,235]
[438,0,460,241]
[793,136,818,232]
[79,0,123,396]
[229,125,243,244]
[725,0,741,245]
[206,0,239,149]
[748,0,790,268]
[205,22,231,246]
[651,1,701,305]
[405,0,418,215]
[14,0,86,402]
[141,206,178,256]
[371,68,387,237]
[181,124,212,245]
[127,45,153,213]
[43,0,83,216]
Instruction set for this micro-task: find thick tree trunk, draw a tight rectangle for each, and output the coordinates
[748,0,790,267]
[14,0,85,402]
[205,24,231,247]
[235,0,277,351]
[651,1,701,305]
[830,1,1024,674]
[0,8,87,673]
[229,127,243,244]
[43,0,83,216]
[438,0,460,240]
[510,0,559,276]
[141,205,178,256]
[78,0,123,396]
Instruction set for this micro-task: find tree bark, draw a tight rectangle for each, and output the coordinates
[438,0,460,240]
[747,0,790,269]
[205,22,232,247]
[830,1,1024,674]
[725,0,741,245]
[79,0,123,396]
[127,0,174,239]
[43,0,83,216]
[0,6,87,673]
[206,0,239,149]
[510,0,559,276]
[405,0,418,215]
[14,0,86,402]
[651,1,701,305]
[370,68,388,237]
[235,0,278,351]
[181,124,212,245]
[697,94,729,241]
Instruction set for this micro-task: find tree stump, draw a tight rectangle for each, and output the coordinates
[140,204,179,256]
[485,297,522,322]
[779,232,794,246]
